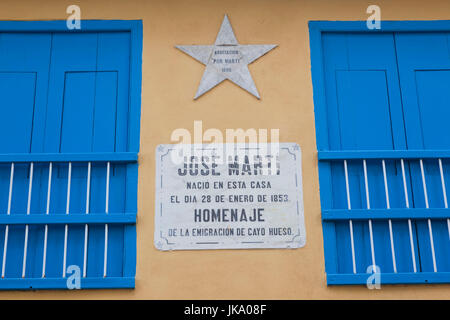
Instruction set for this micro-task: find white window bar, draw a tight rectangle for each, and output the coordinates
[62,162,72,278]
[103,161,110,278]
[21,162,34,278]
[400,159,417,273]
[1,163,14,278]
[419,159,437,272]
[437,158,450,239]
[83,162,91,278]
[381,160,397,273]
[42,162,52,278]
[343,160,357,274]
[362,159,376,270]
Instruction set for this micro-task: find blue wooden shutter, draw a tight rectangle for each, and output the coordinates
[0,21,141,290]
[395,32,450,273]
[319,32,419,278]
[0,33,53,280]
[311,24,450,285]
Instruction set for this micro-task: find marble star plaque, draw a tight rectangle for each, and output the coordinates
[176,15,277,99]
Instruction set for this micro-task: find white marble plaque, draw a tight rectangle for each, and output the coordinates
[155,143,306,250]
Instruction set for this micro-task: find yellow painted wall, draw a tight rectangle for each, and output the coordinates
[0,0,449,299]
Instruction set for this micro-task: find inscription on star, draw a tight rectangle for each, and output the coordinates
[212,49,242,73]
[176,15,277,99]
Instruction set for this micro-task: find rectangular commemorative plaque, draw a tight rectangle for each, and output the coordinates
[154,143,306,250]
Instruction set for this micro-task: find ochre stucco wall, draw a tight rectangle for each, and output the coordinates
[0,0,449,299]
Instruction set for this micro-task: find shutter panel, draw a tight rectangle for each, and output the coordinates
[0,33,52,279]
[0,21,141,289]
[321,33,417,276]
[395,32,450,273]
[312,23,450,284]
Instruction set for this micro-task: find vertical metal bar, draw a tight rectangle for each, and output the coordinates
[42,162,52,278]
[343,160,357,274]
[381,160,397,273]
[437,158,450,239]
[400,159,417,273]
[1,163,14,278]
[83,162,91,278]
[62,162,72,278]
[419,159,437,272]
[103,162,110,278]
[363,159,376,269]
[22,162,34,278]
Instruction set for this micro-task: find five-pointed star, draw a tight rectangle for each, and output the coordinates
[176,15,277,99]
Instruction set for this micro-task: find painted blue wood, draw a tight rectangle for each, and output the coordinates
[320,32,416,276]
[95,32,130,278]
[309,20,450,32]
[0,152,137,163]
[0,32,53,280]
[319,150,450,160]
[323,208,450,221]
[0,20,141,289]
[395,32,450,274]
[310,20,450,285]
[309,27,338,274]
[0,213,136,224]
[123,163,138,279]
[0,20,141,32]
[123,20,142,280]
[0,277,135,290]
[320,33,364,275]
[327,272,450,285]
